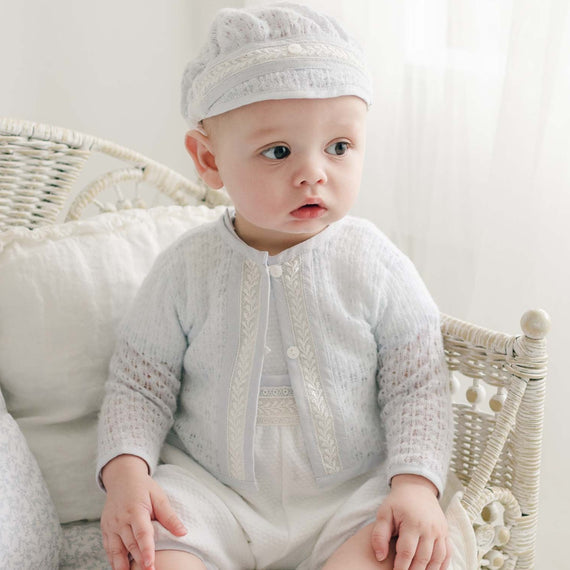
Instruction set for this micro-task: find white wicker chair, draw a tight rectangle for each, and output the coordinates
[0,118,549,569]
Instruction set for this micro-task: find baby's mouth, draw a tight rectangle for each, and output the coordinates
[290,203,327,219]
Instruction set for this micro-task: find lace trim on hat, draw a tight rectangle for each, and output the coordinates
[193,40,368,104]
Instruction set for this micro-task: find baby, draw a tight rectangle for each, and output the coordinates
[97,3,453,570]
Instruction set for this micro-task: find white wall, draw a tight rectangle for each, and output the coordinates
[2,1,568,566]
[1,0,234,176]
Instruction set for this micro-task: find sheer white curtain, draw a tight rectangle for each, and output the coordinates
[244,0,567,566]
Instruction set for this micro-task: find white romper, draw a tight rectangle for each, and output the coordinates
[152,269,389,569]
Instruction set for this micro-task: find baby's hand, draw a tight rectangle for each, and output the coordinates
[371,474,451,570]
[100,455,187,570]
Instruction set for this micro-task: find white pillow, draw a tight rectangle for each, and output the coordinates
[441,472,478,570]
[0,388,62,568]
[0,205,225,523]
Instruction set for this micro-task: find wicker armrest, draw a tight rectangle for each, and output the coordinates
[442,310,549,569]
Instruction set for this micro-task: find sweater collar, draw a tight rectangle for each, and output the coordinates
[216,207,343,265]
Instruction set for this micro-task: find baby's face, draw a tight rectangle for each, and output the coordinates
[203,96,367,254]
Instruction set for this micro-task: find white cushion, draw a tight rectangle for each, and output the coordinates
[441,473,478,570]
[0,389,62,568]
[60,520,108,569]
[0,205,225,523]
[445,492,478,570]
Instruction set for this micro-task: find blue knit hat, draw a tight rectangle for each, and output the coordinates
[181,2,373,127]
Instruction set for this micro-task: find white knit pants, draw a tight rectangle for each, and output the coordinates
[152,388,388,570]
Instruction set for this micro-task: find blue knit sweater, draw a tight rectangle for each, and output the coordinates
[97,209,452,494]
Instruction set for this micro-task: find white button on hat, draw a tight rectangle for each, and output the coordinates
[269,265,283,278]
[287,346,300,359]
[287,43,303,55]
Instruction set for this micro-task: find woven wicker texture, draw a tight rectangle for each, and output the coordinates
[0,118,231,231]
[443,311,548,569]
[0,118,549,569]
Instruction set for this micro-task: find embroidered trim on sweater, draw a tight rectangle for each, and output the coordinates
[227,259,261,480]
[283,257,342,474]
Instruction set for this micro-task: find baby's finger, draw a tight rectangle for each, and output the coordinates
[442,537,452,570]
[409,536,433,570]
[131,516,157,569]
[394,531,420,570]
[426,537,447,570]
[151,490,187,537]
[370,517,393,561]
[119,526,144,569]
[106,533,131,570]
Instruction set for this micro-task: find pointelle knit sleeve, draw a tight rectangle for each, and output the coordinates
[374,250,453,496]
[97,247,188,486]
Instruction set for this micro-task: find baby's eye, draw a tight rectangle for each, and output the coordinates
[325,141,350,156]
[261,145,291,160]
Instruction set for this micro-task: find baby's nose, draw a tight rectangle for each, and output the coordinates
[293,161,327,187]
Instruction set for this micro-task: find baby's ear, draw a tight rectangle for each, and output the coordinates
[184,130,224,189]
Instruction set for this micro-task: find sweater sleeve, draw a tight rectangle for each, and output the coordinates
[96,248,188,488]
[374,252,453,496]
